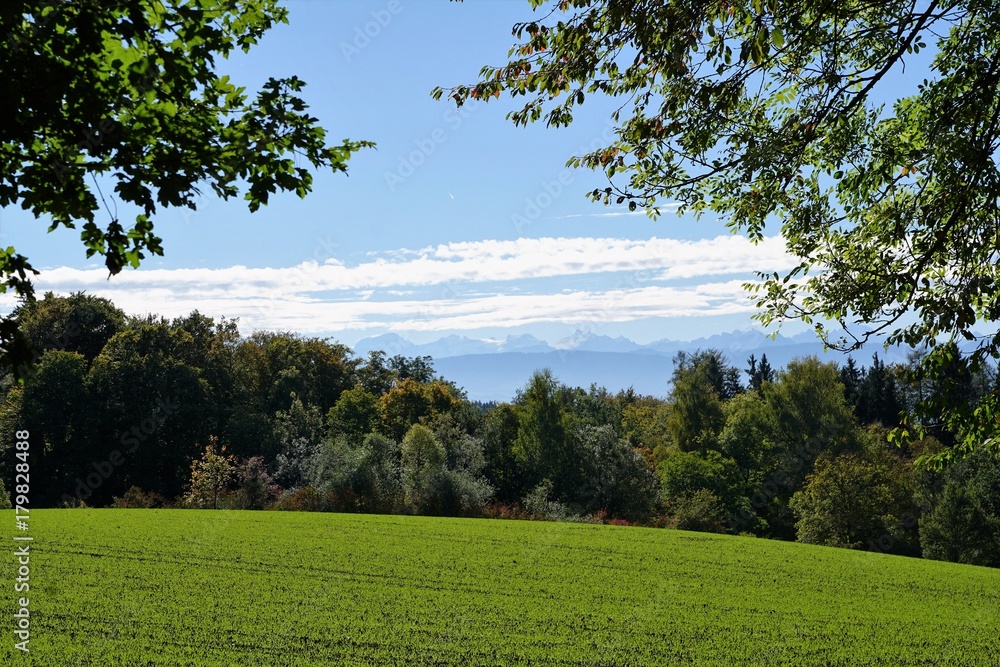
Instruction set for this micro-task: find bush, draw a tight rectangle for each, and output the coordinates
[272,486,323,512]
[481,502,532,521]
[111,486,166,509]
[418,468,494,517]
[664,489,727,533]
[523,479,577,521]
[577,425,661,524]
[230,457,281,510]
[0,478,11,509]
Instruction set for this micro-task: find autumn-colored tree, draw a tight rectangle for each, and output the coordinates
[186,438,236,510]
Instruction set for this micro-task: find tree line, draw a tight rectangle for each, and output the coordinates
[1,293,998,567]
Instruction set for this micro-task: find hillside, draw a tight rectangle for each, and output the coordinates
[5,510,998,665]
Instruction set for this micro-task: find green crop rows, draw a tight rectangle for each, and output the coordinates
[3,510,999,665]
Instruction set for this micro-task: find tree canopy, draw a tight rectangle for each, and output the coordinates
[0,0,371,377]
[436,0,1000,462]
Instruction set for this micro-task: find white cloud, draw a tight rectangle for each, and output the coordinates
[0,235,792,335]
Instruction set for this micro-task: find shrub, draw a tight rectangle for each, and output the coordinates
[523,479,577,521]
[272,486,323,512]
[664,489,727,533]
[231,457,281,510]
[111,486,166,509]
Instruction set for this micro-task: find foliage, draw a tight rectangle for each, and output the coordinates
[0,1,371,378]
[6,294,1000,565]
[13,291,125,366]
[919,450,1000,567]
[746,354,775,395]
[272,395,325,487]
[185,438,236,509]
[664,489,728,534]
[666,358,726,452]
[400,423,447,511]
[576,424,660,523]
[380,378,460,442]
[658,449,743,521]
[110,485,167,509]
[326,387,380,439]
[522,479,574,521]
[790,449,916,552]
[718,390,775,489]
[477,404,519,497]
[0,477,10,510]
[272,485,324,512]
[513,370,582,500]
[231,456,280,510]
[437,0,1000,460]
[310,432,403,515]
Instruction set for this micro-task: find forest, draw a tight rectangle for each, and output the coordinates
[2,292,998,568]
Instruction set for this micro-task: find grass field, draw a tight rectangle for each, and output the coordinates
[2,510,998,665]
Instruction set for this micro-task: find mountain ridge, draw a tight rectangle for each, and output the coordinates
[353,329,915,402]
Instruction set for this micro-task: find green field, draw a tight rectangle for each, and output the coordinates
[3,510,998,665]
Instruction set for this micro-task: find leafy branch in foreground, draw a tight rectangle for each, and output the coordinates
[435,0,1000,463]
[0,0,373,378]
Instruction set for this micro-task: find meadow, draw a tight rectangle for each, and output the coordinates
[3,509,998,665]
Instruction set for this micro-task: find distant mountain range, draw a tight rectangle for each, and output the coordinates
[353,329,917,403]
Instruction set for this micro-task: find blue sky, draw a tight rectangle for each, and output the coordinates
[2,0,913,348]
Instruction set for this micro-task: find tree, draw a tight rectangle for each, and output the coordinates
[919,449,1000,567]
[326,387,381,440]
[576,424,660,523]
[855,354,904,428]
[746,354,775,396]
[790,450,916,552]
[400,423,446,510]
[718,390,775,490]
[272,394,324,487]
[658,449,743,520]
[0,1,371,378]
[232,456,280,510]
[480,402,525,504]
[87,322,212,501]
[512,370,581,499]
[13,292,125,366]
[438,0,1000,459]
[667,360,726,453]
[756,357,861,538]
[674,350,742,401]
[16,350,93,504]
[380,378,460,442]
[356,350,396,396]
[186,438,236,509]
[389,355,437,384]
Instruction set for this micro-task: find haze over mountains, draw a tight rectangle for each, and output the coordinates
[353,329,914,402]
